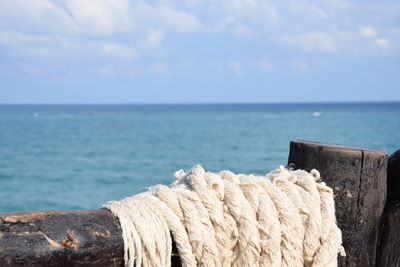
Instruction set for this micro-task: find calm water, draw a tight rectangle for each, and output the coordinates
[0,103,399,213]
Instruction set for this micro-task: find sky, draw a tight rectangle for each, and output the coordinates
[0,0,399,104]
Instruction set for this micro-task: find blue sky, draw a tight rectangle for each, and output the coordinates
[0,0,399,103]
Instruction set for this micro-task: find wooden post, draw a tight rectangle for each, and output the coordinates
[377,203,400,267]
[377,149,400,267]
[288,140,388,267]
[387,149,400,202]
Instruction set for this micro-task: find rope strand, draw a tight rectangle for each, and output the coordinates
[104,165,344,267]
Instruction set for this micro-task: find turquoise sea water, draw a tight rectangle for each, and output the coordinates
[0,103,399,213]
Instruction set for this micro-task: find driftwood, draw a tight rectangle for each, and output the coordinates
[0,140,397,267]
[288,140,387,267]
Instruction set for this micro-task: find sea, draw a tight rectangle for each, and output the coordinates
[0,103,399,213]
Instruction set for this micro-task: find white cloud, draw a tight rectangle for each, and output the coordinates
[286,2,328,19]
[224,0,258,11]
[219,0,280,26]
[183,0,201,6]
[321,0,351,10]
[233,24,257,37]
[0,31,79,58]
[0,0,399,71]
[279,32,336,52]
[215,15,236,32]
[360,26,378,38]
[134,3,202,34]
[66,0,133,35]
[19,63,44,76]
[216,61,245,75]
[375,38,390,48]
[151,62,168,74]
[1,0,203,36]
[0,31,48,47]
[95,66,114,76]
[160,7,202,33]
[0,0,78,34]
[0,0,201,63]
[0,31,138,60]
[100,43,137,60]
[144,28,164,47]
[94,64,136,77]
[229,61,244,75]
[259,59,273,72]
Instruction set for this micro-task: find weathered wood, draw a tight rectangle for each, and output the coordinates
[288,140,387,267]
[387,149,400,201]
[0,209,182,267]
[0,209,124,267]
[377,149,400,267]
[377,203,400,267]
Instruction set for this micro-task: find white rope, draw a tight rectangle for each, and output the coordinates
[104,165,345,267]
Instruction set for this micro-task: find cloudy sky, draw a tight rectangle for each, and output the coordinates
[0,0,399,103]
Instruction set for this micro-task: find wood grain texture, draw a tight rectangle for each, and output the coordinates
[0,209,182,267]
[288,140,388,267]
[377,203,400,267]
[0,209,124,267]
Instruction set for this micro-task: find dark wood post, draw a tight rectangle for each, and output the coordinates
[387,149,400,202]
[288,140,388,267]
[377,203,400,267]
[377,149,400,267]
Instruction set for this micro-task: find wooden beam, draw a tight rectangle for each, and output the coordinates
[288,140,387,267]
[0,209,182,266]
[0,209,124,267]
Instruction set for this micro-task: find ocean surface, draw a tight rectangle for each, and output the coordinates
[0,103,399,213]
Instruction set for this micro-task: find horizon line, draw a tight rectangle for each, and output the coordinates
[0,100,400,106]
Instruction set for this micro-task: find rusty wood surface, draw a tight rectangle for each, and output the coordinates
[288,140,388,267]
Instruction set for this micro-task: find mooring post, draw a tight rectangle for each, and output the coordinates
[377,149,400,267]
[386,149,400,202]
[288,140,388,267]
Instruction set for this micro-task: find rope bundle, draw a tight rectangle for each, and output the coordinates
[104,165,345,267]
